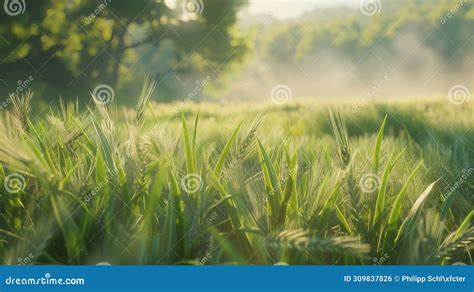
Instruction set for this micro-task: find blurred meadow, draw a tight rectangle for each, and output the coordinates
[0,0,473,265]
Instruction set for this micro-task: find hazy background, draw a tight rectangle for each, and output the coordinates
[0,0,473,105]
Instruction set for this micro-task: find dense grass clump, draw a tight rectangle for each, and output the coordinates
[0,82,472,265]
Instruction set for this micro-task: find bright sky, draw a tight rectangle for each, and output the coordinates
[246,0,359,19]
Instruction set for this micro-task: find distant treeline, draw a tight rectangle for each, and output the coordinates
[257,0,472,68]
[223,0,473,100]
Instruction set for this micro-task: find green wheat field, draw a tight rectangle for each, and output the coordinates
[0,79,473,265]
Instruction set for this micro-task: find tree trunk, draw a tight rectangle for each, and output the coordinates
[110,30,126,88]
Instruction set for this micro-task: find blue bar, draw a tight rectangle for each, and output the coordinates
[0,266,472,291]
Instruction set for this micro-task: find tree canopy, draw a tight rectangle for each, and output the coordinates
[0,0,248,102]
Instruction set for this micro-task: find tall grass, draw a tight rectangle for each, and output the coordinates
[0,80,472,265]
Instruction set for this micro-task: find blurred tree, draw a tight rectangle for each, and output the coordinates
[0,0,248,101]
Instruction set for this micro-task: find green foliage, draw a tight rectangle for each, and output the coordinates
[257,0,473,76]
[0,83,472,265]
[0,0,247,101]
